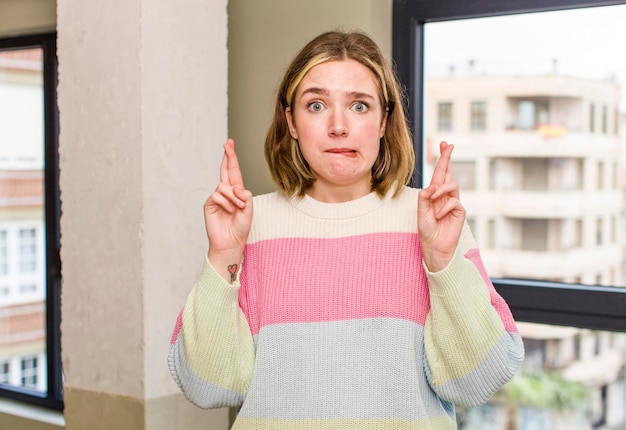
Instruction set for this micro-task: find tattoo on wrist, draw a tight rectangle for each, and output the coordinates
[227,264,238,283]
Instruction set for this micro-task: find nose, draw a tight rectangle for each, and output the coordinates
[328,108,348,137]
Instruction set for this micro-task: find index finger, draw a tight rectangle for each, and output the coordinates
[429,141,453,187]
[224,138,245,188]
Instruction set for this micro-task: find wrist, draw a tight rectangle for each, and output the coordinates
[422,250,454,273]
[207,248,244,284]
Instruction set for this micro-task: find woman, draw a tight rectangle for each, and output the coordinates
[169,30,524,429]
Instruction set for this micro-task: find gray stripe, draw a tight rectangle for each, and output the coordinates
[168,336,245,409]
[425,332,524,407]
[238,318,452,420]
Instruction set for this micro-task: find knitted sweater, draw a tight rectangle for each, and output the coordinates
[169,186,524,429]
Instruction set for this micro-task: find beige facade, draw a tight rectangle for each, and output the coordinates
[425,74,624,286]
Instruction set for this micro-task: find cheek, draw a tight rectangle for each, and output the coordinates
[293,120,320,140]
[360,121,384,143]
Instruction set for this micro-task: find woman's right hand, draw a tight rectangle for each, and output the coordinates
[204,139,253,283]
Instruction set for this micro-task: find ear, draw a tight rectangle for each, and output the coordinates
[285,106,299,140]
[379,107,389,138]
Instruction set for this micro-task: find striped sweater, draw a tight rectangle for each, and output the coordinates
[169,186,524,429]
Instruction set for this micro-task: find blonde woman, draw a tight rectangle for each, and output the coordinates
[169,30,523,430]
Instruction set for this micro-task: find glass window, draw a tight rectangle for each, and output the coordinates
[421,5,626,288]
[452,161,476,190]
[20,356,39,390]
[19,228,37,273]
[393,1,626,428]
[0,361,9,384]
[470,101,487,131]
[0,33,61,410]
[461,323,626,430]
[0,230,7,275]
[438,101,453,131]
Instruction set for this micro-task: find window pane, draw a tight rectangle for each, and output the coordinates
[424,5,626,288]
[458,323,626,430]
[471,101,487,131]
[438,101,453,131]
[0,47,47,394]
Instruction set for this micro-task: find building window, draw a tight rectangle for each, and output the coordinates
[521,219,548,251]
[452,161,476,190]
[437,102,452,131]
[517,99,549,130]
[590,103,596,133]
[0,33,61,410]
[19,228,37,273]
[487,219,496,249]
[470,100,486,131]
[575,219,583,247]
[596,218,604,246]
[20,356,38,389]
[602,105,608,134]
[0,361,9,384]
[598,161,605,190]
[0,230,7,275]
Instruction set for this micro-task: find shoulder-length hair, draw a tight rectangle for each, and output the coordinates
[264,30,415,198]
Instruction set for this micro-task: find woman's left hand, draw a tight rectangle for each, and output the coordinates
[417,141,466,272]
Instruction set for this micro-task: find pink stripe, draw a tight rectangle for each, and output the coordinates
[239,233,429,335]
[464,248,519,333]
[170,307,184,345]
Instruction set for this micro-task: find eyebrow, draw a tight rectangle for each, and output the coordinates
[300,87,377,101]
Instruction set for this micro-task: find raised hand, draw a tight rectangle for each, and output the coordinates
[204,139,253,282]
[417,141,466,272]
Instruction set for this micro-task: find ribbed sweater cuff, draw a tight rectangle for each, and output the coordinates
[424,249,487,299]
[197,255,240,307]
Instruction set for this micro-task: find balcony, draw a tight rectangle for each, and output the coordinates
[464,189,622,218]
[483,244,621,280]
[427,131,619,159]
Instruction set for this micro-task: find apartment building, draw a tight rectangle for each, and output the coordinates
[425,73,624,286]
[425,73,626,429]
[0,48,47,393]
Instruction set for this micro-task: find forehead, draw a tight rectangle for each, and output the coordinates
[297,59,381,96]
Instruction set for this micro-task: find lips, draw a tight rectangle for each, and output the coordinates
[326,148,357,157]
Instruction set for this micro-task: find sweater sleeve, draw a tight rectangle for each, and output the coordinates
[168,256,255,409]
[423,223,524,407]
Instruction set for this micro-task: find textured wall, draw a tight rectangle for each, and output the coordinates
[57,0,229,427]
[0,0,55,37]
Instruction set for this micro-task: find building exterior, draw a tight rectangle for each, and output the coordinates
[425,73,626,429]
[425,73,623,286]
[0,48,47,393]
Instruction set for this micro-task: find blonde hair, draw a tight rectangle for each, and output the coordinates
[264,30,415,198]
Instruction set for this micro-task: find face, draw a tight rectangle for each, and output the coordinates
[285,59,387,202]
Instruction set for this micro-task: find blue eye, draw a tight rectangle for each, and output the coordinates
[352,101,369,113]
[308,102,324,112]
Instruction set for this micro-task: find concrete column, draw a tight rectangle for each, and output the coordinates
[57,0,229,428]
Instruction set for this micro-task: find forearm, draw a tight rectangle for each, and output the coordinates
[169,257,255,408]
[423,250,524,405]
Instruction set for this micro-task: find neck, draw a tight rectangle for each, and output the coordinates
[306,181,372,203]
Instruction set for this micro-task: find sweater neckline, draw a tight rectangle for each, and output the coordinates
[287,190,388,220]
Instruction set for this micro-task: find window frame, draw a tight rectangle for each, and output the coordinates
[392,0,626,332]
[0,32,62,410]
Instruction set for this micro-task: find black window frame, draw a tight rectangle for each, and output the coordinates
[0,32,62,411]
[393,0,626,332]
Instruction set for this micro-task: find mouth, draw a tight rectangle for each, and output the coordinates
[326,148,358,157]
